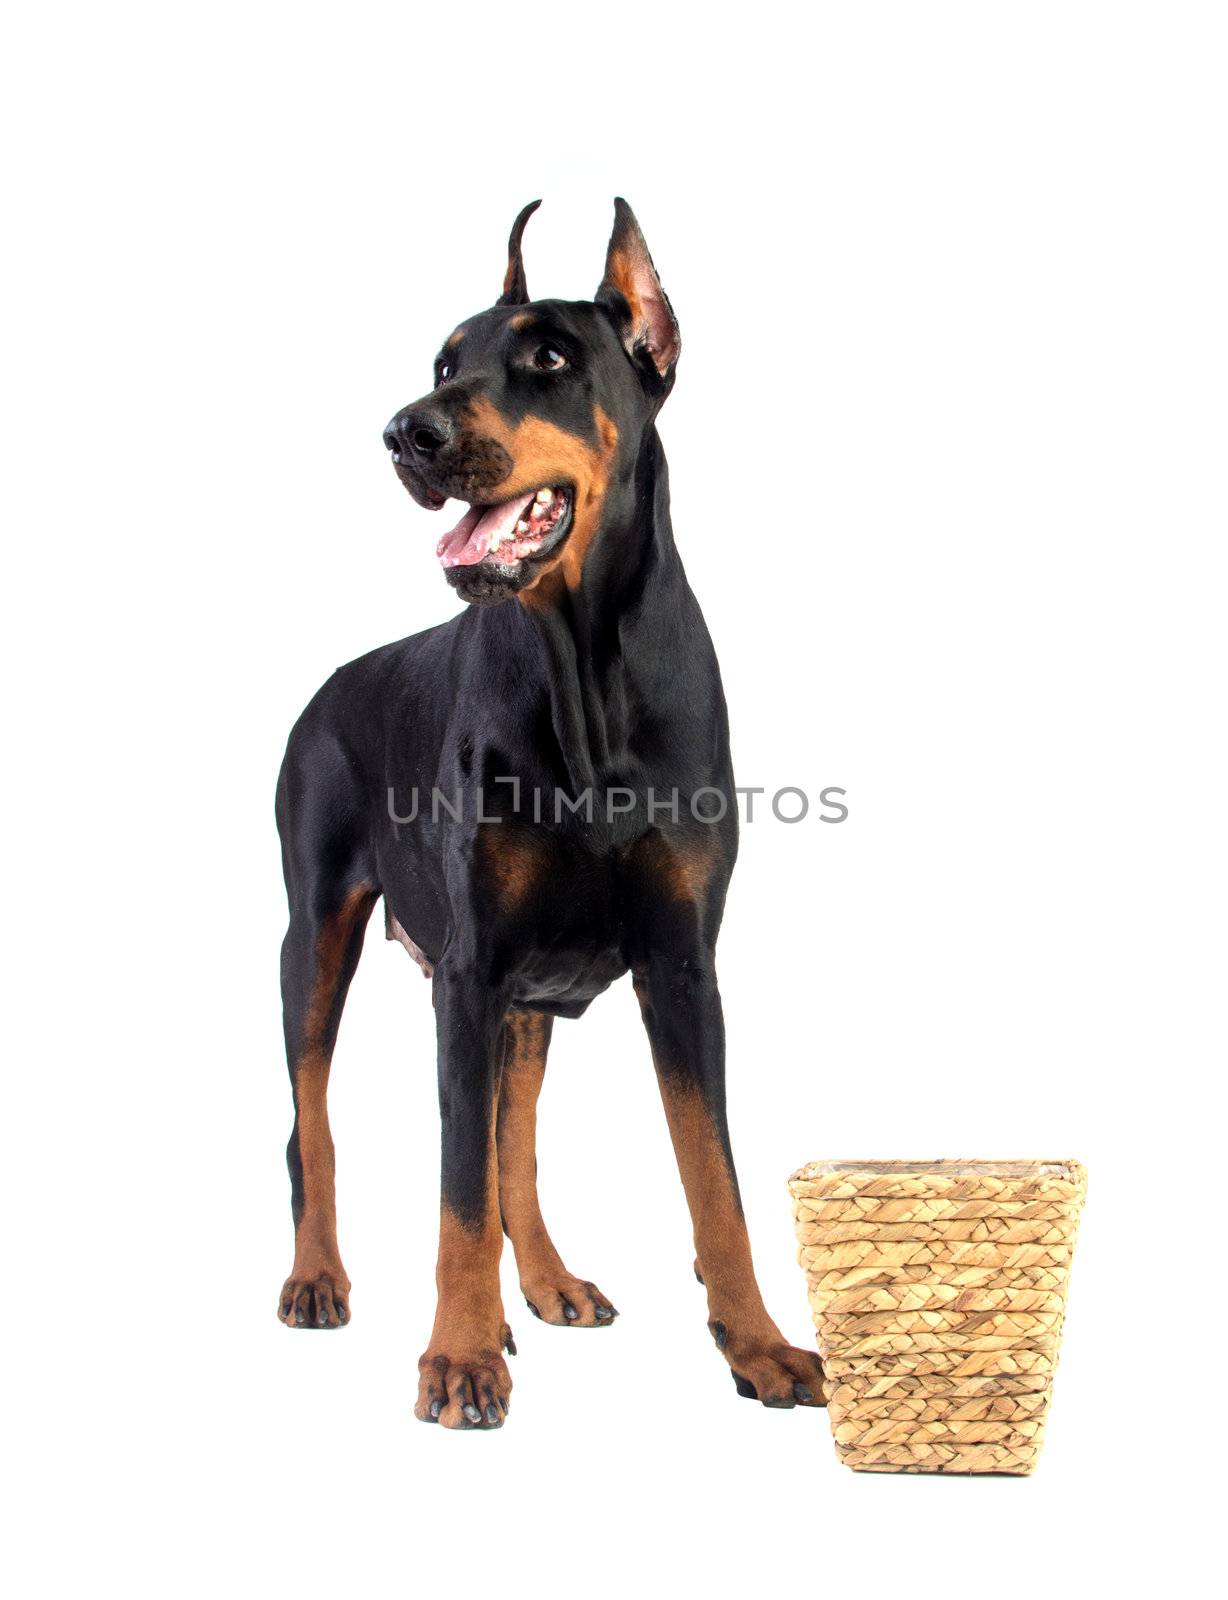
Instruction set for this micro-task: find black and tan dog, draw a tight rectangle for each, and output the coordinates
[276,199,824,1428]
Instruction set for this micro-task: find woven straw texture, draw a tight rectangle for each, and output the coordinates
[789,1159,1086,1475]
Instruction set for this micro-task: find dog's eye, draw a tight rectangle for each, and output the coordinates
[436,362,452,386]
[533,345,567,371]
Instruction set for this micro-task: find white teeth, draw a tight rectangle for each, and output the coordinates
[516,519,530,533]
[489,531,503,551]
[535,488,552,504]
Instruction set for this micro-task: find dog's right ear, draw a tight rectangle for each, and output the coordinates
[596,198,680,384]
[496,199,541,307]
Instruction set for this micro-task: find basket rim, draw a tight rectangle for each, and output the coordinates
[790,1158,1085,1182]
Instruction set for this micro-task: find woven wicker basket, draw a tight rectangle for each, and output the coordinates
[788,1159,1086,1475]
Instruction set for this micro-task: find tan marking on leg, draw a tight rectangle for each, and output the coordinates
[429,1206,507,1344]
[655,1075,779,1344]
[496,1012,553,1264]
[416,1079,513,1427]
[496,1012,617,1327]
[290,1045,343,1281]
[301,883,378,1043]
[281,883,378,1326]
[639,1000,825,1405]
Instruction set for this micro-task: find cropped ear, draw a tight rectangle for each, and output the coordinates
[596,198,680,380]
[496,199,542,306]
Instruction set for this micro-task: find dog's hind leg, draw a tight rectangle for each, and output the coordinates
[275,714,378,1330]
[496,1011,618,1328]
[277,879,378,1328]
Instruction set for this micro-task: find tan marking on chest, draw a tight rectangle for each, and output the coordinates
[631,831,722,906]
[476,826,556,915]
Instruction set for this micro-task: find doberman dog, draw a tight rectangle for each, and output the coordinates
[276,199,825,1428]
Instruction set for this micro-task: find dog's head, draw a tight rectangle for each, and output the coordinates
[384,199,680,606]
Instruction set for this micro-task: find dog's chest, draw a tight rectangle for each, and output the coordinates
[481,829,627,1013]
[476,821,719,1016]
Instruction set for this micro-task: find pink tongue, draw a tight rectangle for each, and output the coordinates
[436,491,537,567]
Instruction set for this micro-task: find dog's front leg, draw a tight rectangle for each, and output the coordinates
[415,962,514,1429]
[634,953,825,1409]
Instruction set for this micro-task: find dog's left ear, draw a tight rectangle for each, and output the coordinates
[596,198,680,381]
[497,199,541,307]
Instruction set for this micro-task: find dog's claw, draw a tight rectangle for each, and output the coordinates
[728,1345,825,1408]
[279,1272,349,1329]
[521,1278,616,1326]
[416,1344,513,1428]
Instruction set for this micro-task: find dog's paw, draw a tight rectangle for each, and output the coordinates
[278,1270,350,1329]
[712,1326,825,1408]
[523,1274,618,1327]
[415,1342,513,1429]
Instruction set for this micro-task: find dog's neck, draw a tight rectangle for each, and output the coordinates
[497,428,718,798]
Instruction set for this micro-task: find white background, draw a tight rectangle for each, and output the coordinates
[5,3,1224,1594]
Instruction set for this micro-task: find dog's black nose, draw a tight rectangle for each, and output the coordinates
[383,409,452,461]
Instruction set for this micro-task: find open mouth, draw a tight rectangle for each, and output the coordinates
[435,486,573,573]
